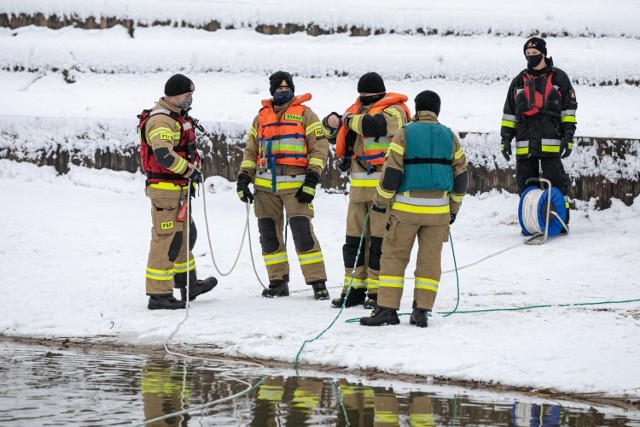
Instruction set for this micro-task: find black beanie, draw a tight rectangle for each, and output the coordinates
[269,71,295,95]
[523,37,547,56]
[414,90,441,116]
[357,72,386,93]
[164,74,195,96]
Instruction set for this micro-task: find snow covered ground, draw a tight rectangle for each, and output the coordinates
[1,0,640,401]
[1,160,639,399]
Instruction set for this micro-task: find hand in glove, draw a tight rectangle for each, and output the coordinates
[338,157,352,172]
[500,139,512,161]
[236,172,254,204]
[372,204,386,214]
[189,168,202,183]
[449,212,457,225]
[295,172,320,204]
[323,112,342,129]
[560,138,573,158]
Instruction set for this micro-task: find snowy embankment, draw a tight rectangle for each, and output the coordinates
[1,160,639,399]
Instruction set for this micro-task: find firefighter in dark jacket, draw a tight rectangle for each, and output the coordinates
[500,37,577,224]
[236,71,330,300]
[360,90,468,327]
[140,74,217,310]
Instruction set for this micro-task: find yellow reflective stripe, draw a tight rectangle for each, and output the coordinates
[560,115,577,123]
[450,193,464,203]
[345,277,367,289]
[388,142,405,156]
[351,178,380,188]
[375,412,399,423]
[149,182,184,190]
[541,145,561,153]
[515,147,528,155]
[367,278,379,290]
[308,157,325,169]
[299,251,323,265]
[257,384,285,402]
[409,413,436,424]
[241,160,256,169]
[379,275,404,288]
[350,114,362,132]
[306,121,322,135]
[392,202,450,214]
[168,157,187,174]
[146,267,174,280]
[384,107,403,129]
[501,119,516,128]
[264,251,288,266]
[173,258,196,273]
[454,148,465,160]
[416,277,439,292]
[292,389,320,409]
[376,185,395,199]
[567,142,574,149]
[248,127,257,139]
[149,127,179,141]
[255,177,304,191]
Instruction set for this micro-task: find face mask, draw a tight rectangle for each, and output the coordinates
[178,96,193,110]
[273,90,294,106]
[359,93,385,106]
[526,54,544,68]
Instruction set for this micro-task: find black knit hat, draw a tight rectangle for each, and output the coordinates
[357,72,386,93]
[523,37,547,56]
[164,74,195,96]
[269,71,295,95]
[414,90,441,116]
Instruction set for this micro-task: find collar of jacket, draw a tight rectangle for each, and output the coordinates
[158,97,188,116]
[412,111,439,123]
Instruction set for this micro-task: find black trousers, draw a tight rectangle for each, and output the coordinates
[516,157,568,195]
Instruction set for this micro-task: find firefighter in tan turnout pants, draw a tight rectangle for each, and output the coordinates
[322,72,410,309]
[360,90,468,327]
[236,71,330,299]
[140,74,217,310]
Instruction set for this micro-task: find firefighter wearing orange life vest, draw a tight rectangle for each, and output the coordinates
[322,72,410,309]
[236,71,330,300]
[140,74,217,310]
[500,37,578,227]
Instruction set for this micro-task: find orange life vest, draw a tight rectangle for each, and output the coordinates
[138,108,200,185]
[257,93,312,169]
[335,93,410,166]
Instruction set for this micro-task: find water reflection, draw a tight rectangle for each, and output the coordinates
[0,340,637,426]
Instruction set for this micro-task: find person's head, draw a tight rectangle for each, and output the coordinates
[414,90,441,116]
[523,37,547,70]
[269,71,295,106]
[164,74,195,110]
[357,72,386,105]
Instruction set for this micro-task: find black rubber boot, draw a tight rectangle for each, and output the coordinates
[180,276,218,302]
[409,309,429,328]
[364,292,378,309]
[148,294,186,310]
[331,288,366,308]
[360,306,400,326]
[262,275,290,298]
[309,281,330,300]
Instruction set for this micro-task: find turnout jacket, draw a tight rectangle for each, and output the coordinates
[373,112,468,225]
[500,63,577,158]
[239,94,328,193]
[323,96,409,203]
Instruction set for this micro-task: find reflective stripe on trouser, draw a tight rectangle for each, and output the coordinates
[145,186,196,295]
[254,189,326,283]
[338,382,374,414]
[342,199,389,294]
[373,392,400,427]
[409,395,435,426]
[377,215,448,310]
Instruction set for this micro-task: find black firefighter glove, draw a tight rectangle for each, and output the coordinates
[500,139,512,161]
[338,157,352,172]
[372,204,386,214]
[296,172,320,204]
[450,212,457,225]
[236,172,254,204]
[560,137,574,158]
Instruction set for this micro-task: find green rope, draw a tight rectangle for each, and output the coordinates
[293,208,372,371]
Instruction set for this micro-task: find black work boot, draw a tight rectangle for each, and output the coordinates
[148,294,186,310]
[360,306,400,326]
[262,275,290,298]
[180,276,218,302]
[309,281,330,300]
[410,308,429,328]
[331,288,366,308]
[364,292,378,309]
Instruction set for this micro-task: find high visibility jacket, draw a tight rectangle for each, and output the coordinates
[138,108,200,185]
[335,93,411,167]
[257,94,311,169]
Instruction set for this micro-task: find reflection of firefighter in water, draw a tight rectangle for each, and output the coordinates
[511,402,563,427]
[141,361,191,427]
[251,376,325,427]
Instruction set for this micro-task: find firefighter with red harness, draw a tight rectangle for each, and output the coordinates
[236,71,330,300]
[139,74,217,310]
[500,37,578,228]
[322,72,410,309]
